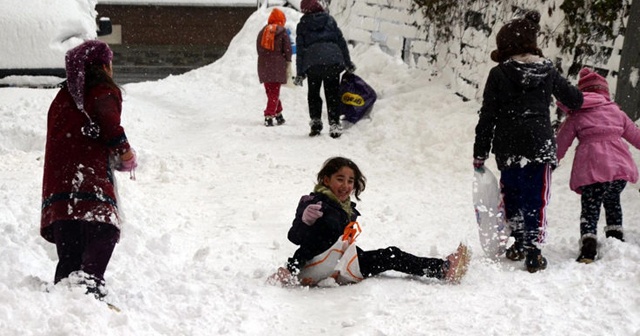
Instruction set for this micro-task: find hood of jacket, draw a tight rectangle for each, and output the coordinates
[499,54,554,89]
[568,91,612,113]
[299,12,334,33]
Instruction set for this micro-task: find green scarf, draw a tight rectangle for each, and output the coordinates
[314,184,353,218]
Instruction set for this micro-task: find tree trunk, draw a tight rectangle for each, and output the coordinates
[616,0,640,121]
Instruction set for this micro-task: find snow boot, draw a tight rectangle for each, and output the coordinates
[275,113,286,125]
[309,119,322,136]
[505,242,525,261]
[506,221,525,261]
[266,267,298,287]
[576,236,597,264]
[443,243,470,284]
[329,123,342,138]
[605,228,624,242]
[264,117,274,127]
[525,248,547,273]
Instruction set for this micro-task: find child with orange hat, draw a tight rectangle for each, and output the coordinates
[256,8,292,127]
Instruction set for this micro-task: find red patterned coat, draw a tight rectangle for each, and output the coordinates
[41,83,131,243]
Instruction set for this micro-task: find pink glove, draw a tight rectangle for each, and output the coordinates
[556,101,570,113]
[116,149,138,172]
[302,202,323,226]
[473,158,485,172]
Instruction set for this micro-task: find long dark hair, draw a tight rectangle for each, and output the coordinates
[316,157,367,200]
[85,63,120,92]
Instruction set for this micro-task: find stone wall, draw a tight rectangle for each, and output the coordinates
[329,0,633,107]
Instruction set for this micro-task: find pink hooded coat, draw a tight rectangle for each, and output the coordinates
[557,91,640,193]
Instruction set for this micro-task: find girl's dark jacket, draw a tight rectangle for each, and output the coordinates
[41,83,131,243]
[287,192,359,272]
[473,57,583,170]
[295,12,352,77]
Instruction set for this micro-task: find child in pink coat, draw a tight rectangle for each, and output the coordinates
[557,67,640,263]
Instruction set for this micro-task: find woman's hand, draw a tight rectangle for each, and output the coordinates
[116,149,138,172]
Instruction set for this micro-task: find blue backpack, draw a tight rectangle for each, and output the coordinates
[339,73,377,124]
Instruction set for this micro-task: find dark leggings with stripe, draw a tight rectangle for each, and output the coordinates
[357,246,445,279]
[579,180,627,237]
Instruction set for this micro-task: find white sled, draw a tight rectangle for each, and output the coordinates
[472,167,510,260]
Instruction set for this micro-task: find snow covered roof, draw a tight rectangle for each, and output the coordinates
[97,0,287,7]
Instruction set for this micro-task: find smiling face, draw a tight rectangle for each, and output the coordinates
[322,166,355,202]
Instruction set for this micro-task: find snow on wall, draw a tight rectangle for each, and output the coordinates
[329,0,631,103]
[97,0,262,6]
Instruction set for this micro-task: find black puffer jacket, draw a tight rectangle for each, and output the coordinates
[287,192,359,272]
[295,12,351,76]
[474,57,583,170]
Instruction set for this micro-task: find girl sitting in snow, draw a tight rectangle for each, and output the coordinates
[268,157,469,286]
[556,67,640,263]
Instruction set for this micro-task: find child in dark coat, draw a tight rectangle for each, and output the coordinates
[472,10,583,273]
[293,0,355,138]
[556,67,640,263]
[269,157,470,286]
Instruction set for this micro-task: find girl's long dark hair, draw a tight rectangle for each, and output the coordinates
[316,157,366,200]
[85,63,120,92]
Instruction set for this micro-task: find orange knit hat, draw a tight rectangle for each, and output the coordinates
[268,8,286,26]
[260,9,286,51]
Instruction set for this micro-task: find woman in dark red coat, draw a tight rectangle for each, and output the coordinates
[41,40,137,299]
[257,8,292,127]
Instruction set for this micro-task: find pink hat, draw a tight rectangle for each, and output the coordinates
[65,40,113,111]
[301,0,324,14]
[578,67,609,97]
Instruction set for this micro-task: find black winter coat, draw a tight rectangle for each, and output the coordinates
[474,58,583,170]
[287,192,359,272]
[295,12,351,77]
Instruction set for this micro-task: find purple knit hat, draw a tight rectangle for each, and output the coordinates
[578,67,610,97]
[301,0,324,14]
[65,40,113,111]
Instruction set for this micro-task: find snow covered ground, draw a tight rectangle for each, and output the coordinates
[1,6,639,336]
